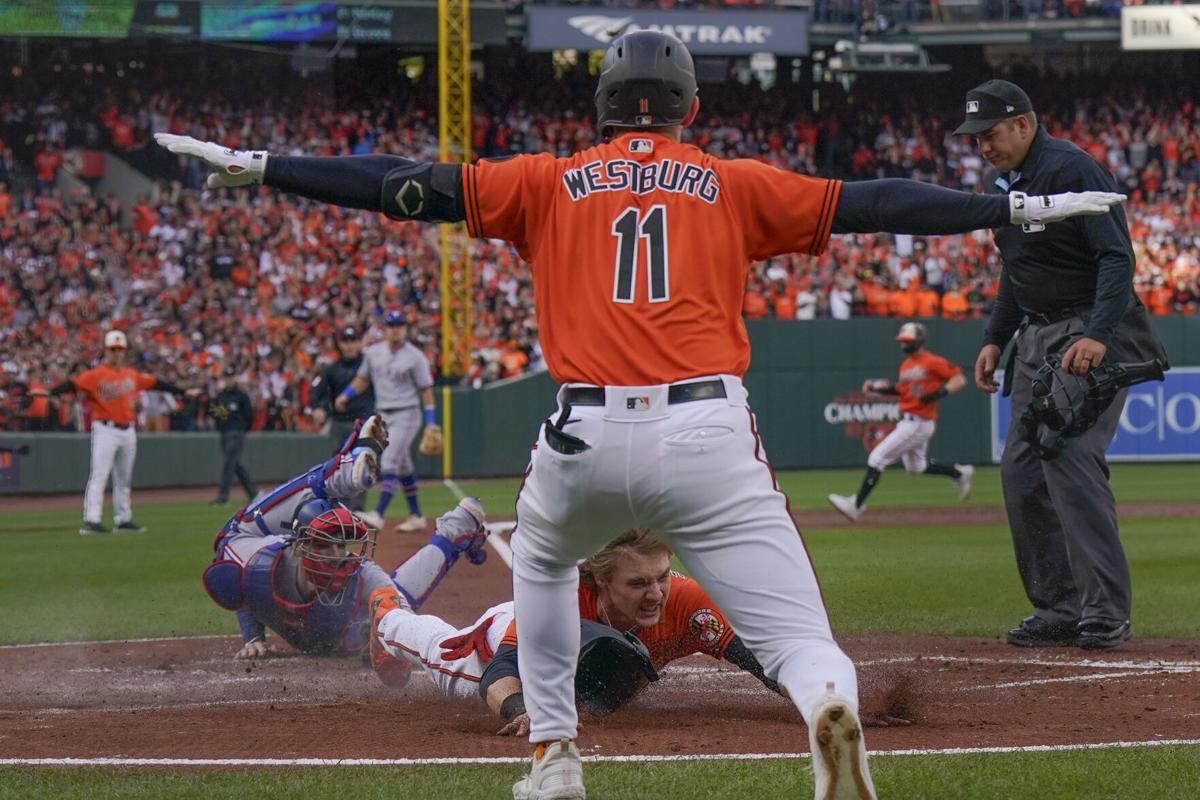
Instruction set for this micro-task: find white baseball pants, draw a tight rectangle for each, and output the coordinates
[84,421,137,525]
[379,407,421,475]
[512,375,858,743]
[374,602,514,698]
[866,415,936,473]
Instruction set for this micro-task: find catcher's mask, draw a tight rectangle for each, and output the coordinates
[291,499,375,604]
[1020,355,1165,460]
[595,30,697,140]
[895,321,927,354]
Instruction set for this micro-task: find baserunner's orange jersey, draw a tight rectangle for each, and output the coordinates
[462,132,841,386]
[897,350,961,421]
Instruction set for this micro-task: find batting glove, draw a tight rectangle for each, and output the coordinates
[153,133,268,189]
[1009,191,1126,226]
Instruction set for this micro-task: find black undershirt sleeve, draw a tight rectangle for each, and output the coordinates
[722,635,781,694]
[832,179,1009,236]
[264,155,409,211]
[153,379,184,395]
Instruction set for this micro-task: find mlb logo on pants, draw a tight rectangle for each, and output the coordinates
[626,396,650,411]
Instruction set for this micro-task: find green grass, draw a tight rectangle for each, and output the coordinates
[1,746,1198,799]
[3,465,1198,643]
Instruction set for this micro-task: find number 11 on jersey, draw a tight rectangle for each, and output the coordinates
[612,205,670,304]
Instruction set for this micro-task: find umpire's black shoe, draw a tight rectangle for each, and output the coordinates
[1006,615,1079,647]
[1077,619,1132,650]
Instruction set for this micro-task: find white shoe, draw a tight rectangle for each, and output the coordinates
[954,464,975,502]
[358,414,389,450]
[809,686,876,800]
[357,510,384,530]
[828,493,864,522]
[513,739,586,800]
[395,514,428,532]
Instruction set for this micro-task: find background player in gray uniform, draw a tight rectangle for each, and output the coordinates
[204,415,489,660]
[335,310,436,532]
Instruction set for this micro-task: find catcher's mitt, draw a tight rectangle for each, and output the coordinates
[1019,355,1166,460]
[418,424,444,456]
[575,619,659,716]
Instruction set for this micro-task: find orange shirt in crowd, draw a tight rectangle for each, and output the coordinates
[500,573,736,669]
[862,281,891,317]
[71,365,158,426]
[743,291,768,319]
[1147,286,1173,316]
[914,287,940,317]
[889,288,917,318]
[897,349,961,421]
[462,132,840,386]
[941,289,969,320]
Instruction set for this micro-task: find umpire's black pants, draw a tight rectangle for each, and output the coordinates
[1001,315,1130,628]
[217,430,257,503]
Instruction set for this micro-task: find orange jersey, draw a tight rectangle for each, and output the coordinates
[501,573,736,670]
[71,365,157,426]
[463,133,841,386]
[897,350,961,420]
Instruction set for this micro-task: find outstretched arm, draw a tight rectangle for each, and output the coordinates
[831,179,1124,236]
[153,134,466,223]
[722,635,783,695]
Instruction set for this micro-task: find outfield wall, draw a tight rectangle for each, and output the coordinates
[3,317,1195,492]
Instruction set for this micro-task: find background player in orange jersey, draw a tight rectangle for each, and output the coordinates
[50,330,198,535]
[367,528,786,736]
[157,30,1123,799]
[828,321,974,522]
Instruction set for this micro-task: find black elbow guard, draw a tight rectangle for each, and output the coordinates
[380,162,466,223]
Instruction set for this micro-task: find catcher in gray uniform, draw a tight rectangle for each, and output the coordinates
[335,309,441,532]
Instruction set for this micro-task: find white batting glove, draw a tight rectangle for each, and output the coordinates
[154,133,268,189]
[1009,191,1126,226]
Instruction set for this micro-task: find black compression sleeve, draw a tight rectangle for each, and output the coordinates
[264,155,413,210]
[722,636,781,694]
[478,643,521,700]
[153,379,184,395]
[832,179,1009,235]
[50,380,75,396]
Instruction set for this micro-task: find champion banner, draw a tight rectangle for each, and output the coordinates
[991,367,1200,462]
[527,7,809,56]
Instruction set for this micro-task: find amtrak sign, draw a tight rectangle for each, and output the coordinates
[528,8,809,56]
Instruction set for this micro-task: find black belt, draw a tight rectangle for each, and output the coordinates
[97,420,132,430]
[563,379,727,407]
[1027,307,1083,327]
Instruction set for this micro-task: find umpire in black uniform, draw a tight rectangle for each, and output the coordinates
[965,80,1168,651]
[210,367,258,506]
[309,324,375,511]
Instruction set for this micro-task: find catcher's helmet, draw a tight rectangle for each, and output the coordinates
[291,499,375,602]
[594,30,697,140]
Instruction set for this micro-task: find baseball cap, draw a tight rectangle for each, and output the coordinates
[384,310,407,327]
[952,80,1033,136]
[337,324,361,340]
[104,330,128,349]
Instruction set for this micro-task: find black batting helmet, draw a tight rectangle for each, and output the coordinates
[594,30,697,140]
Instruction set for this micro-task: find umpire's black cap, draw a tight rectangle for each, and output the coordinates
[953,79,1033,136]
[337,324,361,341]
[594,30,697,140]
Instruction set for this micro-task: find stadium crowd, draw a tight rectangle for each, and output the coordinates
[1,55,1197,431]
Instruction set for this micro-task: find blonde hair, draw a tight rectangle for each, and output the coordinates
[579,528,672,587]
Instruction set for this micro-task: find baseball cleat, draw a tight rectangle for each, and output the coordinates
[395,514,428,532]
[434,497,488,563]
[513,739,586,800]
[358,414,389,450]
[1076,619,1132,650]
[953,464,975,502]
[349,448,381,493]
[356,510,385,530]
[114,521,147,533]
[79,521,110,536]
[1006,615,1079,648]
[827,494,864,522]
[809,685,876,800]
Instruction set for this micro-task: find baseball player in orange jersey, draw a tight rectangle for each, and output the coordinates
[829,321,974,522]
[50,330,198,535]
[157,30,1124,800]
[367,529,783,736]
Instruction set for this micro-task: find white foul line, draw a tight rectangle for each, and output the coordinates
[484,521,515,569]
[3,739,1198,768]
[0,634,236,650]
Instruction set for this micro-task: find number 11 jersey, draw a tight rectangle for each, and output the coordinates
[461,132,841,387]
